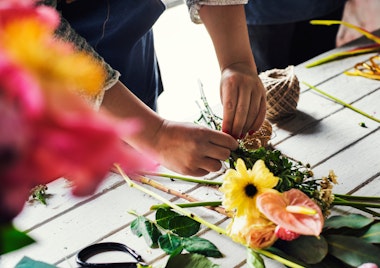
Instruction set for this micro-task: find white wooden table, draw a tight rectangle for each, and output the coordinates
[1,23,379,268]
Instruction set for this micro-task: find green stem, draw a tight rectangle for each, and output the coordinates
[144,172,222,186]
[151,201,222,210]
[116,164,226,235]
[335,194,380,202]
[302,81,380,123]
[333,200,380,208]
[256,249,305,268]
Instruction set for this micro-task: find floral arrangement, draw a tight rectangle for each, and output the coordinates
[115,92,380,268]
[1,2,380,268]
[0,0,154,255]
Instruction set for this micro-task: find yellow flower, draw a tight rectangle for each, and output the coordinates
[0,18,105,98]
[220,159,279,218]
[227,215,277,249]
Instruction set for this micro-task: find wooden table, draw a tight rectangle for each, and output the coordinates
[2,27,380,268]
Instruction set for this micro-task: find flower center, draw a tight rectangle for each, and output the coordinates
[244,183,257,198]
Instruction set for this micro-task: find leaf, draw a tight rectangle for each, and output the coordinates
[323,214,374,230]
[15,256,57,268]
[247,248,265,268]
[158,233,183,255]
[182,236,223,258]
[0,224,35,254]
[326,234,380,266]
[130,216,162,248]
[361,222,380,244]
[169,215,200,237]
[156,208,179,230]
[165,253,220,268]
[276,235,328,264]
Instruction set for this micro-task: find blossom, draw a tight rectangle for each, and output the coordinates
[0,19,105,99]
[257,189,324,237]
[0,1,157,222]
[220,159,279,217]
[226,215,277,249]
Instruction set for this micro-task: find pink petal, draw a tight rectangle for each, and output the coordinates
[257,189,324,236]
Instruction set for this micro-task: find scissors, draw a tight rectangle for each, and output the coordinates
[76,242,149,268]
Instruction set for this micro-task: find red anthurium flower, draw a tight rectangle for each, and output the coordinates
[257,189,324,237]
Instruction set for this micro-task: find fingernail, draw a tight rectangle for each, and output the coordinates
[248,130,255,135]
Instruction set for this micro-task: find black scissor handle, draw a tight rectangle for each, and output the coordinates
[76,242,148,268]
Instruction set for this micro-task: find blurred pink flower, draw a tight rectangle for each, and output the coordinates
[257,189,324,237]
[0,0,59,29]
[0,1,157,221]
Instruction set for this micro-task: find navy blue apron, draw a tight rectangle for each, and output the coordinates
[58,0,166,110]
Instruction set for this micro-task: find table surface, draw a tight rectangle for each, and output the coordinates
[2,8,380,268]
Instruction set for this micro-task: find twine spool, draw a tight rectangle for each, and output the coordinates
[241,119,272,150]
[259,65,300,121]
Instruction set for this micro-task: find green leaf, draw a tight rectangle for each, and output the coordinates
[275,235,328,264]
[169,215,200,237]
[15,256,57,268]
[324,214,374,230]
[130,216,162,248]
[158,233,183,255]
[361,222,380,244]
[326,234,380,266]
[1,224,35,254]
[182,236,223,258]
[247,248,265,268]
[165,253,220,268]
[156,208,179,230]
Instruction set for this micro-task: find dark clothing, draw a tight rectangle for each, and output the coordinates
[245,0,346,72]
[57,0,166,110]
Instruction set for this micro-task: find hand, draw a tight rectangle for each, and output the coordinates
[220,62,267,139]
[336,0,380,47]
[152,120,238,176]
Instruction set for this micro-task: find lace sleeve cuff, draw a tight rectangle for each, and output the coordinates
[186,0,249,24]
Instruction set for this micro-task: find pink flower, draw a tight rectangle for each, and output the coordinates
[358,264,378,268]
[0,0,59,29]
[274,226,300,241]
[257,189,324,237]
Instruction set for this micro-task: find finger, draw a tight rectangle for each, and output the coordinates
[249,95,267,133]
[231,86,251,138]
[241,90,257,136]
[221,82,238,137]
[198,157,223,173]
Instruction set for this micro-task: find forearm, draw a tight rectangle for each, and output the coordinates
[198,4,256,72]
[101,81,164,152]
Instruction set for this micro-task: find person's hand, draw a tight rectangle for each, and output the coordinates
[151,120,238,177]
[336,0,380,47]
[220,62,267,139]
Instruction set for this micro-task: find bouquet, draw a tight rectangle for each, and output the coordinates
[116,89,380,268]
[0,0,154,255]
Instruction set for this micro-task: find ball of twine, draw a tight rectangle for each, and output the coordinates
[259,65,300,121]
[241,119,272,150]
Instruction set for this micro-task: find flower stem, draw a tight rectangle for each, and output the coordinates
[335,194,380,202]
[151,201,222,210]
[144,172,222,186]
[302,81,380,123]
[256,249,305,268]
[115,164,227,235]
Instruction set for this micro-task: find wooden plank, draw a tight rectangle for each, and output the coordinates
[273,89,379,167]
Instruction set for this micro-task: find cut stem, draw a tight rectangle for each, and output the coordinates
[151,201,222,210]
[116,164,227,235]
[144,172,222,186]
[302,81,380,123]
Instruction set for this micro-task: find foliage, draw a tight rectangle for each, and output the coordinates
[130,208,222,267]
